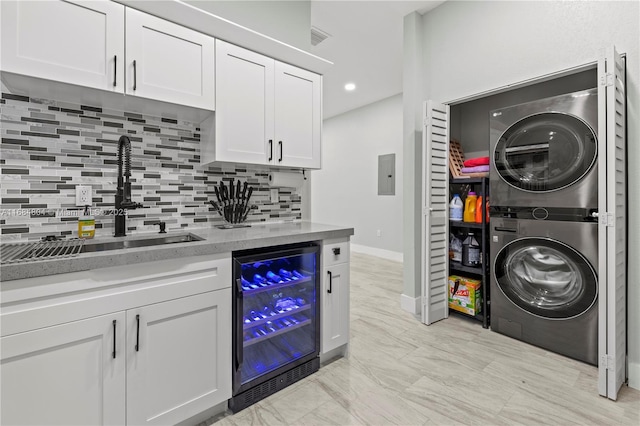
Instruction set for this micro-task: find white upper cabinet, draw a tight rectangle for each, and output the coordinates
[207,40,322,169]
[125,8,215,110]
[214,40,275,165]
[274,62,322,169]
[1,1,215,111]
[0,0,125,93]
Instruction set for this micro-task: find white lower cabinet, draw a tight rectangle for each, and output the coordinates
[321,239,350,355]
[322,263,350,353]
[0,255,231,426]
[0,312,126,426]
[127,291,231,426]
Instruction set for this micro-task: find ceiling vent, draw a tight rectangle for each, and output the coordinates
[310,26,331,46]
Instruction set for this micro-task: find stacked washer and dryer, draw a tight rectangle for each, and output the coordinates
[489,88,599,365]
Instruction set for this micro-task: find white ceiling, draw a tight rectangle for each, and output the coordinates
[309,0,445,119]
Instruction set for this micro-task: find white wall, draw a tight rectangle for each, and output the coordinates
[403,0,640,389]
[185,0,311,50]
[312,94,403,261]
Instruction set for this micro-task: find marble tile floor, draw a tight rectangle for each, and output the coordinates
[204,252,640,426]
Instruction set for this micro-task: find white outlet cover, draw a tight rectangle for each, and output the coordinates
[75,185,92,206]
[270,188,278,203]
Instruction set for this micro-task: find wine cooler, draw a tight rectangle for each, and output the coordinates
[229,243,320,412]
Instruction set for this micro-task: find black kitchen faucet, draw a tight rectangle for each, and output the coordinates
[114,135,143,237]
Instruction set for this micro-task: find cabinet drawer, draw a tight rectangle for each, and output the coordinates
[323,239,350,267]
[1,253,231,337]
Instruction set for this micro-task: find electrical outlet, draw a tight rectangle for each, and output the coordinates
[75,185,92,206]
[270,188,278,203]
[376,229,381,237]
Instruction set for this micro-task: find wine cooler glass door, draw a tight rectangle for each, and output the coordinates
[233,246,319,392]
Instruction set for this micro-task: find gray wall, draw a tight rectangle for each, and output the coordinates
[450,68,598,157]
[185,0,311,51]
[403,0,640,388]
[401,12,425,312]
[311,94,403,260]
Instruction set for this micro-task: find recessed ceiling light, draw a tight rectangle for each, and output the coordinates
[344,83,356,92]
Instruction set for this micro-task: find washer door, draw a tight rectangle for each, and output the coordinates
[494,113,597,192]
[494,238,597,319]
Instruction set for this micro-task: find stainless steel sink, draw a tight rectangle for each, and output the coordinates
[1,233,205,265]
[80,233,204,253]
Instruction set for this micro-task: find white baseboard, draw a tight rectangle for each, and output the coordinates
[401,293,421,315]
[351,244,403,263]
[629,361,640,391]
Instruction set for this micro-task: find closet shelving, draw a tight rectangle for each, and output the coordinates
[449,176,490,328]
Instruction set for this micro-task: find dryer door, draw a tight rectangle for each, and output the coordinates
[494,237,597,319]
[494,113,597,192]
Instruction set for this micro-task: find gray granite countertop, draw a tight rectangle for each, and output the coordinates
[0,222,354,282]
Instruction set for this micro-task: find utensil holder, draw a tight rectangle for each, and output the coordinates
[210,200,256,229]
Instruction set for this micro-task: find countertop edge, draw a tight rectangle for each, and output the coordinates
[1,224,354,282]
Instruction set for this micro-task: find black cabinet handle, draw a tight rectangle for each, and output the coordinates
[113,55,117,87]
[135,314,140,352]
[327,270,332,294]
[268,139,273,161]
[332,247,341,256]
[112,320,117,359]
[278,141,283,162]
[133,60,137,91]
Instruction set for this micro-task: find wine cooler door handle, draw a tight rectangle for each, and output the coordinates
[235,279,244,372]
[327,270,332,294]
[135,314,140,352]
[112,319,117,359]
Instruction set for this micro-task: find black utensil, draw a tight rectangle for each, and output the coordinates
[214,186,221,204]
[219,181,227,201]
[209,200,223,218]
[241,204,255,223]
[239,186,253,222]
[219,182,230,222]
[230,179,237,223]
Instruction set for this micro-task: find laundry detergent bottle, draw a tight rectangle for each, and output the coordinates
[475,195,484,223]
[450,194,463,222]
[464,192,477,222]
[462,233,480,266]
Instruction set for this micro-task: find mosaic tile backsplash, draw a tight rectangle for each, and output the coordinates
[0,92,302,241]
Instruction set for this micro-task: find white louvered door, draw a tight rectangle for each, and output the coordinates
[597,46,627,400]
[421,101,450,325]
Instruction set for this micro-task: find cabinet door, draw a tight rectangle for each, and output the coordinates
[274,62,322,169]
[214,40,275,165]
[0,0,124,93]
[0,313,126,426]
[126,290,232,426]
[322,263,350,353]
[125,8,215,110]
